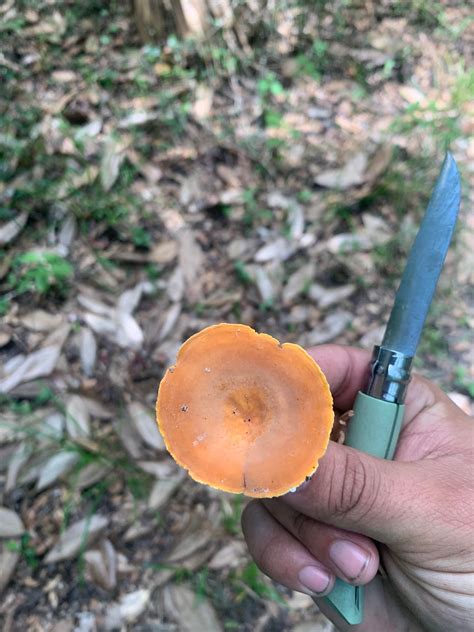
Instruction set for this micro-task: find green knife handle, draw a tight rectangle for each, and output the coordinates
[322,392,405,625]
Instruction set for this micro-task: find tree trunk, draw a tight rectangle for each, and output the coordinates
[171,0,208,38]
[133,0,212,42]
[133,0,167,42]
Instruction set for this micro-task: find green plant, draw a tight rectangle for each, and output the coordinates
[234,261,252,286]
[238,562,284,603]
[0,296,9,316]
[222,495,244,536]
[0,388,54,416]
[390,101,462,147]
[452,68,474,107]
[242,188,272,228]
[6,533,39,570]
[454,366,474,398]
[131,226,152,249]
[8,252,73,296]
[295,39,329,81]
[297,189,312,204]
[257,73,285,99]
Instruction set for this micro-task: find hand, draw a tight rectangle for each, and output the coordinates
[242,345,474,632]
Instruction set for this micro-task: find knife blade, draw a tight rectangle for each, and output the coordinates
[382,152,461,357]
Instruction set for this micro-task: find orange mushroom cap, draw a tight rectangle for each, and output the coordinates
[156,324,334,498]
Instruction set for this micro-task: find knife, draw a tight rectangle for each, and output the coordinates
[323,152,461,625]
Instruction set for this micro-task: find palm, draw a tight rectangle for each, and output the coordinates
[347,391,473,632]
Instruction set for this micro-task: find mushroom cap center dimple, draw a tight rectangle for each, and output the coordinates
[223,385,271,442]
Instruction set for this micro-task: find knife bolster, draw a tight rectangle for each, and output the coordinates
[366,346,413,404]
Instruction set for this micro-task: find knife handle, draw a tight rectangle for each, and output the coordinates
[321,392,405,625]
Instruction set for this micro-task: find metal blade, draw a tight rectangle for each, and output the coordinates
[382,153,461,357]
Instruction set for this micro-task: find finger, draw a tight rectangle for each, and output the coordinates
[241,500,335,597]
[282,442,424,543]
[262,498,379,585]
[306,345,371,411]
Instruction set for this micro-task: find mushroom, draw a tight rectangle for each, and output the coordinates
[156,324,334,498]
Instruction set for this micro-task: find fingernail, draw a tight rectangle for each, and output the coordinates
[298,566,331,595]
[329,540,369,581]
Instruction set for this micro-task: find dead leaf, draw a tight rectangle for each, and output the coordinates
[308,283,356,308]
[192,84,213,120]
[115,418,143,459]
[282,263,315,305]
[167,267,185,302]
[161,584,222,632]
[58,214,77,251]
[76,463,111,490]
[78,294,114,316]
[115,312,144,350]
[21,309,64,332]
[163,515,215,568]
[104,589,150,630]
[137,459,178,478]
[208,541,248,570]
[85,539,117,591]
[6,443,32,492]
[44,515,109,563]
[0,345,61,394]
[267,192,293,209]
[0,211,28,245]
[150,241,178,264]
[254,266,275,303]
[254,237,295,263]
[79,327,97,377]
[154,62,172,75]
[159,303,182,341]
[117,281,152,315]
[0,328,12,347]
[359,325,385,349]
[118,110,159,129]
[56,166,99,200]
[148,472,186,510]
[37,412,64,443]
[326,232,371,254]
[447,392,473,416]
[178,229,204,298]
[288,203,305,240]
[52,70,78,83]
[36,452,79,491]
[0,543,19,594]
[101,137,125,192]
[305,311,352,345]
[66,395,91,441]
[361,212,391,246]
[42,322,71,348]
[128,401,165,451]
[83,312,116,337]
[79,397,113,419]
[285,591,315,610]
[291,615,336,632]
[399,85,426,105]
[315,153,368,189]
[75,119,102,141]
[0,507,25,538]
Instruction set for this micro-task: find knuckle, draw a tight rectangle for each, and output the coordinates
[329,451,381,522]
[258,533,281,573]
[292,511,312,542]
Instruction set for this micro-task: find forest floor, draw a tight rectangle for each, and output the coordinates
[0,1,473,631]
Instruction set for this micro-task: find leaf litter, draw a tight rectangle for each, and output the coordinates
[0,2,471,630]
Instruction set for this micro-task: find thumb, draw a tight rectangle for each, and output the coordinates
[282,442,424,543]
